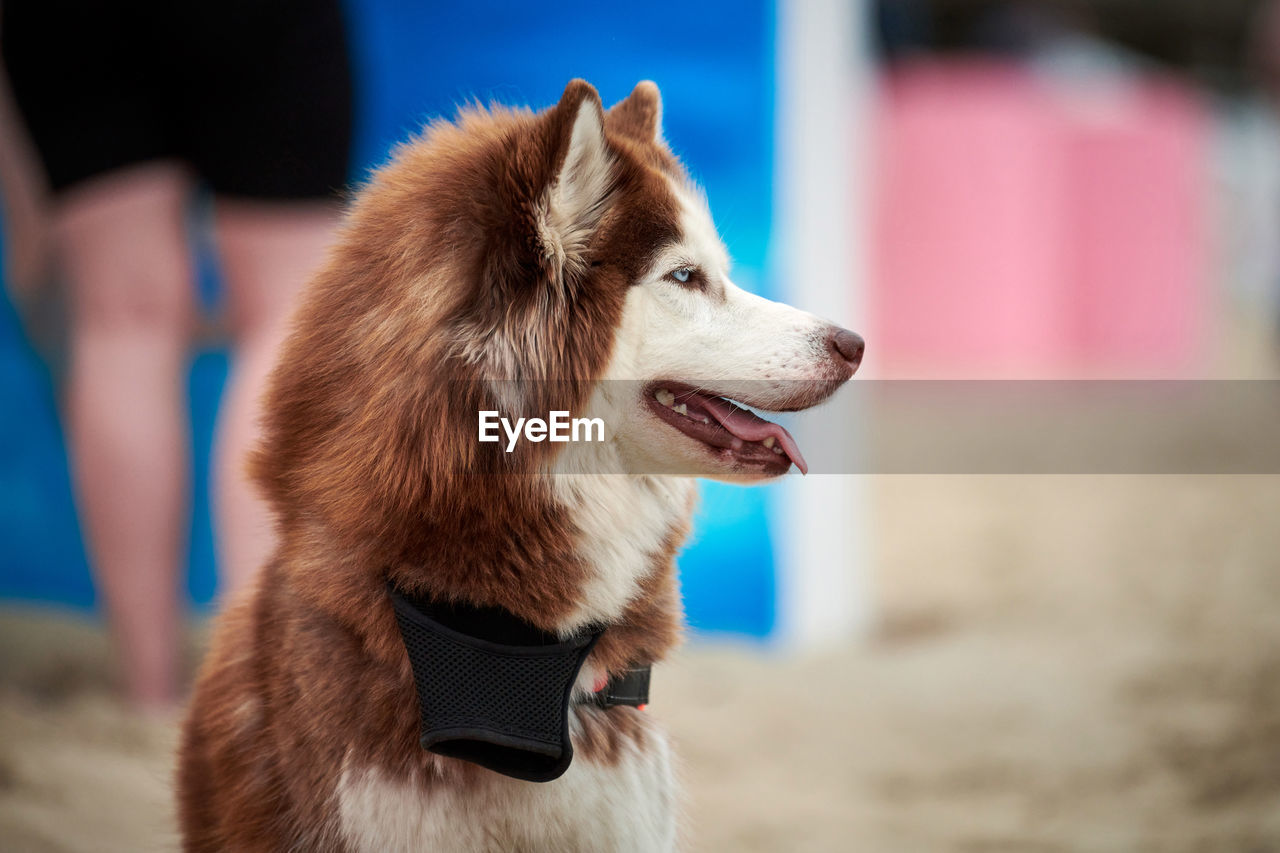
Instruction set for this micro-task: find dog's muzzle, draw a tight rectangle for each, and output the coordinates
[389,586,648,782]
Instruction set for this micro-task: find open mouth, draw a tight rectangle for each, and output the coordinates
[644,381,809,475]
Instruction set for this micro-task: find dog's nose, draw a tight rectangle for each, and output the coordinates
[829,328,864,372]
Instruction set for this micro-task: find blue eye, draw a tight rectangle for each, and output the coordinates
[671,267,692,283]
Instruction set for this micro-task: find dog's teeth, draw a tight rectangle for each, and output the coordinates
[699,416,709,424]
[762,437,776,449]
[655,389,675,407]
[673,403,688,416]
[772,445,784,455]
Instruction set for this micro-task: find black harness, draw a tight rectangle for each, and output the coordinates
[389,587,650,783]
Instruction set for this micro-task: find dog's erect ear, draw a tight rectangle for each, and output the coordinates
[607,80,662,143]
[541,80,613,276]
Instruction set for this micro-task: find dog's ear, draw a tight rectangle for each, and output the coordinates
[607,80,663,143]
[541,80,613,276]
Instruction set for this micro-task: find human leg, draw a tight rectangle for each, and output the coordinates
[57,163,194,710]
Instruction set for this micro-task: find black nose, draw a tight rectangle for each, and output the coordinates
[829,328,864,371]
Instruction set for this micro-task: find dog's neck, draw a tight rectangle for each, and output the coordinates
[280,437,694,674]
[549,471,694,633]
[539,411,694,632]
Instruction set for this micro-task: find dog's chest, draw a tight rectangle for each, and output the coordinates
[335,722,677,853]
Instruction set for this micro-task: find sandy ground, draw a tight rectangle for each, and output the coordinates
[2,475,1280,852]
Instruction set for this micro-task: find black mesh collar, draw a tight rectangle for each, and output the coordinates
[388,586,649,782]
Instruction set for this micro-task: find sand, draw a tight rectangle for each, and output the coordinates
[2,475,1279,852]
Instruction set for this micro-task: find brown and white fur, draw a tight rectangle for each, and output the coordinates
[177,79,861,852]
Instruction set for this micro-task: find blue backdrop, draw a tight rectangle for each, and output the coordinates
[0,0,779,636]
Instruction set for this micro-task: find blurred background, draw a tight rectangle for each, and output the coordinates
[1,0,1279,850]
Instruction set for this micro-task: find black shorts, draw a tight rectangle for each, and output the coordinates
[1,0,353,200]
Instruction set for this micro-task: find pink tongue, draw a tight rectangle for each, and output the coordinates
[696,394,809,475]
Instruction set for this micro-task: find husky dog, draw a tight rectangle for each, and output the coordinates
[178,79,862,852]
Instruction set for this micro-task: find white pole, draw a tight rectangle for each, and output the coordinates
[773,0,874,647]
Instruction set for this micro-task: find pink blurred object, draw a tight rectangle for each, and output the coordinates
[870,62,1209,378]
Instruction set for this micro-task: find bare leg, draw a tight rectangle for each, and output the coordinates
[212,199,341,597]
[57,163,194,711]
